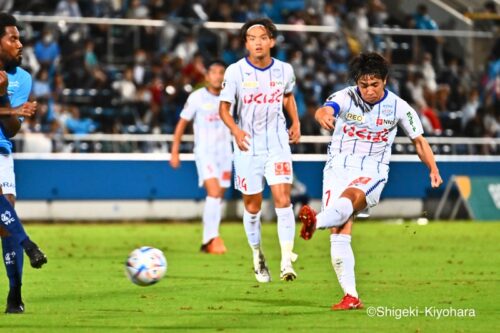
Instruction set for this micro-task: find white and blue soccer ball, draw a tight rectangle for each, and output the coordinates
[125,246,167,286]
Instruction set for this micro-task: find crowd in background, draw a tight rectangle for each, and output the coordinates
[3,0,499,154]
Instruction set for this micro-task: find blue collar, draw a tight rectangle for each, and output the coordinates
[245,57,274,71]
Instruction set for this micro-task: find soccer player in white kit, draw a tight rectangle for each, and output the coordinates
[299,53,443,309]
[219,19,301,282]
[170,60,232,254]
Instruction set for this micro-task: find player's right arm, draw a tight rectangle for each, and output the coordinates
[219,101,250,151]
[315,90,346,130]
[169,118,190,169]
[0,102,37,138]
[315,106,335,130]
[218,64,250,151]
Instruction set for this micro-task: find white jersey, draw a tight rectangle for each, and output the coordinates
[220,57,296,156]
[325,86,423,166]
[180,87,232,157]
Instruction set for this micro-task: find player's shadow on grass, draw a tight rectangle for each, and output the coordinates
[167,274,245,283]
[226,297,320,308]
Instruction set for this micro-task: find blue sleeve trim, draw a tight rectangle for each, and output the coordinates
[324,101,340,117]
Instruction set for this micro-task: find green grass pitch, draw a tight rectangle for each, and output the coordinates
[0,221,499,332]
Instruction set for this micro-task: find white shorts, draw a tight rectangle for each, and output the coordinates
[0,154,16,196]
[322,155,388,211]
[195,154,232,188]
[233,151,293,195]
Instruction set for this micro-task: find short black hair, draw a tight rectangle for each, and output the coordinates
[348,52,389,83]
[240,18,277,42]
[0,12,18,38]
[206,59,227,70]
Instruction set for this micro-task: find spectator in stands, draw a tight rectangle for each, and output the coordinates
[20,38,40,75]
[173,33,199,64]
[347,3,372,52]
[461,89,480,132]
[182,52,206,87]
[83,39,108,88]
[132,49,151,86]
[34,29,60,70]
[32,67,51,100]
[55,0,86,37]
[62,105,97,134]
[322,3,341,33]
[412,4,443,66]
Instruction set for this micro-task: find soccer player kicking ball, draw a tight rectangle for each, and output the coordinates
[170,60,232,254]
[299,52,442,309]
[0,13,48,314]
[219,19,301,282]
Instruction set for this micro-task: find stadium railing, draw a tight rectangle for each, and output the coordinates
[11,134,500,155]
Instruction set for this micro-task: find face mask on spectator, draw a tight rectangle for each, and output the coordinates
[43,34,54,44]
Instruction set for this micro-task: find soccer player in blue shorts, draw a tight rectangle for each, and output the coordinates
[0,12,48,314]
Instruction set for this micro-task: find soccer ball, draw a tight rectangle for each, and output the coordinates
[125,246,167,286]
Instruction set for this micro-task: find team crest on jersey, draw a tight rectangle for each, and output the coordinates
[242,81,259,88]
[345,113,365,123]
[381,106,393,115]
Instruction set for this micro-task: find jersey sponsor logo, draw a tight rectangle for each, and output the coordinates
[222,171,231,181]
[201,103,215,110]
[243,89,283,104]
[348,176,372,187]
[1,182,14,188]
[346,113,365,123]
[270,81,283,87]
[376,118,395,126]
[236,175,247,192]
[274,162,291,176]
[406,111,417,131]
[242,81,259,88]
[343,124,389,142]
[8,81,19,89]
[205,113,221,122]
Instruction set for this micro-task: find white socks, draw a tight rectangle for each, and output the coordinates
[202,196,222,244]
[330,234,358,298]
[243,208,262,248]
[317,197,354,229]
[275,205,298,267]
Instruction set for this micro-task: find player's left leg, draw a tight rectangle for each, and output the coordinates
[270,183,298,281]
[329,219,363,310]
[200,178,226,254]
[0,194,47,268]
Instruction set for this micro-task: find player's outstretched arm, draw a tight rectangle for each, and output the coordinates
[170,118,189,169]
[283,92,300,144]
[219,101,250,151]
[412,135,443,188]
[314,106,335,130]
